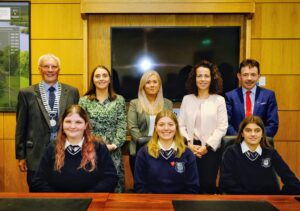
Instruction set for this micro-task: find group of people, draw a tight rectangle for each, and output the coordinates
[15,53,300,194]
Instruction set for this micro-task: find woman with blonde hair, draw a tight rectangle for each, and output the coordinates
[128,70,173,175]
[31,105,118,192]
[134,109,199,193]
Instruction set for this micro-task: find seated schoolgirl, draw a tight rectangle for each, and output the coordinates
[220,115,300,194]
[31,105,118,192]
[134,109,199,193]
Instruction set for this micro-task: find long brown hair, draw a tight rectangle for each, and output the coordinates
[236,115,271,148]
[186,60,223,95]
[148,109,186,158]
[55,105,99,172]
[84,65,117,101]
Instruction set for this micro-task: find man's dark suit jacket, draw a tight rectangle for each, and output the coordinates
[15,83,80,171]
[225,86,278,137]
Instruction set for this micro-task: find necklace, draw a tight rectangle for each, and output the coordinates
[39,82,61,127]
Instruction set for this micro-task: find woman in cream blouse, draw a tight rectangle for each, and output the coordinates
[178,60,228,194]
[127,70,173,175]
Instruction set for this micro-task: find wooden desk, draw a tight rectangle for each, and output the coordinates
[0,193,299,211]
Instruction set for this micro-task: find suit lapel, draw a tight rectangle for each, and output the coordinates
[34,84,51,128]
[59,84,68,120]
[253,86,261,115]
[237,88,246,118]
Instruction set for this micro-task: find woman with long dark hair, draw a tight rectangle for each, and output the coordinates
[220,116,300,194]
[79,65,127,192]
[178,60,228,193]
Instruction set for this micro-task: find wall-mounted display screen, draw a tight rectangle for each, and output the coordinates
[0,1,30,111]
[111,27,240,102]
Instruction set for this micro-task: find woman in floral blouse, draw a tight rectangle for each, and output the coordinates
[79,65,127,192]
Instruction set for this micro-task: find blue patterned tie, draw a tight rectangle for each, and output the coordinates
[246,150,259,161]
[67,145,81,155]
[48,86,55,110]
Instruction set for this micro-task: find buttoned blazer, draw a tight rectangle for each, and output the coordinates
[127,98,173,156]
[15,83,80,171]
[225,86,278,137]
[178,94,228,151]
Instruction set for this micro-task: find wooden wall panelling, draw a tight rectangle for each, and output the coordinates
[3,113,16,140]
[82,19,88,92]
[275,111,300,141]
[252,3,300,38]
[255,0,300,2]
[123,155,133,192]
[88,14,245,73]
[31,75,84,96]
[0,113,3,140]
[251,40,300,74]
[275,141,300,179]
[31,0,80,3]
[4,139,28,192]
[31,40,83,75]
[0,113,3,191]
[81,0,255,14]
[262,75,300,110]
[31,4,83,39]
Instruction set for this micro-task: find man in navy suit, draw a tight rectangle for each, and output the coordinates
[225,59,278,137]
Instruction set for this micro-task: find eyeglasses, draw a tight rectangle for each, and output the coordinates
[41,65,58,70]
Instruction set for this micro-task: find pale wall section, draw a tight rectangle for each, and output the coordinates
[0,0,84,192]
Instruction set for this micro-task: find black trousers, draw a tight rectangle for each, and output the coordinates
[129,155,136,177]
[27,170,36,192]
[194,140,221,194]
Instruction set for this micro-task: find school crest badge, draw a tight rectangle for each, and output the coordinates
[175,162,185,173]
[261,158,271,168]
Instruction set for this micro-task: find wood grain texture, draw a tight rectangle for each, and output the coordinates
[275,111,300,141]
[251,40,300,74]
[262,76,300,110]
[255,0,300,2]
[123,155,134,192]
[252,3,300,38]
[3,113,16,140]
[275,141,300,180]
[0,125,3,191]
[0,113,3,140]
[31,40,83,75]
[81,0,255,14]
[31,0,80,3]
[31,4,83,39]
[3,139,28,192]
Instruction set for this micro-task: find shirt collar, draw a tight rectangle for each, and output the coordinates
[64,137,85,149]
[242,86,257,95]
[158,140,177,151]
[241,141,262,155]
[42,81,58,91]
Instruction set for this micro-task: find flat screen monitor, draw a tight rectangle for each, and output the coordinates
[111,27,240,102]
[0,1,30,111]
